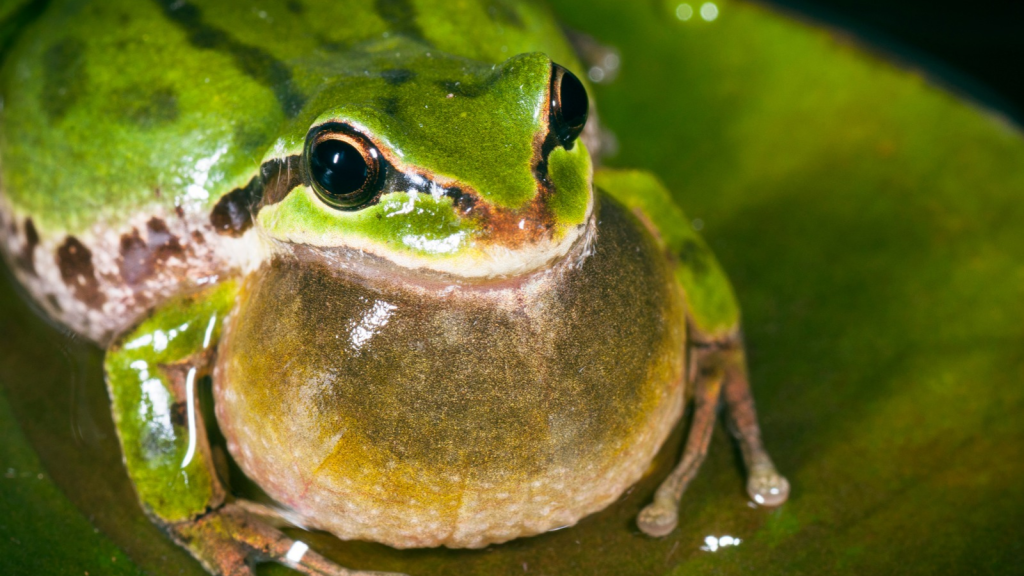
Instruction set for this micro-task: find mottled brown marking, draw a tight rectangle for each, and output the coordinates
[175,205,185,219]
[210,156,303,236]
[192,230,206,244]
[15,218,39,275]
[147,217,184,260]
[210,184,255,237]
[56,236,105,308]
[119,229,148,284]
[170,401,188,427]
[119,218,185,285]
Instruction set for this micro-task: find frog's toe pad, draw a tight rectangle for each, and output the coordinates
[637,499,679,537]
[747,471,790,507]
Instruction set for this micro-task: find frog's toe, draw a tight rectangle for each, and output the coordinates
[637,497,679,537]
[746,469,790,507]
[172,503,407,576]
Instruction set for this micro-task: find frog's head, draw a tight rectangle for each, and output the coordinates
[254,48,593,278]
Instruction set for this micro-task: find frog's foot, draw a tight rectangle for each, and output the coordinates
[746,464,790,507]
[170,502,406,576]
[637,343,724,537]
[637,336,790,537]
[719,336,790,509]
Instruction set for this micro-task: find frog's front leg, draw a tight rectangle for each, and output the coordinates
[595,169,790,537]
[105,282,402,576]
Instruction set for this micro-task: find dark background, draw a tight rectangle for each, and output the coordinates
[770,0,1024,123]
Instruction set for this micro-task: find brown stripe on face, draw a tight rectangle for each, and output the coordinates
[211,179,260,237]
[211,155,303,237]
[56,236,105,309]
[257,155,304,207]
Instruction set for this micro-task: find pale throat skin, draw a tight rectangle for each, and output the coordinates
[0,1,791,575]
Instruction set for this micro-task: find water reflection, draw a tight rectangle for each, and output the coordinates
[701,534,741,552]
[701,2,720,22]
[588,51,620,83]
[676,2,719,22]
[350,300,397,350]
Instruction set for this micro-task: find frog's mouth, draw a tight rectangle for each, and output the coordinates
[278,201,598,288]
[250,143,596,281]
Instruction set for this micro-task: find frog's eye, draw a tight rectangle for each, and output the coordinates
[550,64,589,147]
[306,126,382,210]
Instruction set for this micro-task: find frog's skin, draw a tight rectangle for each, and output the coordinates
[0,1,789,574]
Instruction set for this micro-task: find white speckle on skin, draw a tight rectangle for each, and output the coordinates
[139,378,174,441]
[185,144,229,203]
[152,330,168,352]
[125,334,154,350]
[401,232,466,255]
[387,193,418,217]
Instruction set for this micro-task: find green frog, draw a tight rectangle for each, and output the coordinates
[0,1,789,574]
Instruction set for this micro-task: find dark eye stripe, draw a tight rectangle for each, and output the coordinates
[210,156,303,237]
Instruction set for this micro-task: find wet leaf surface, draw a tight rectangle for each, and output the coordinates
[2,0,1024,574]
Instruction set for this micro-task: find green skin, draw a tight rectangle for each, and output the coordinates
[0,1,779,574]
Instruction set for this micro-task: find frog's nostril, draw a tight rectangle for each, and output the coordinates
[550,64,589,147]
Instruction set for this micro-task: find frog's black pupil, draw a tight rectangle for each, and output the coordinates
[558,69,588,131]
[310,139,368,198]
[551,65,589,146]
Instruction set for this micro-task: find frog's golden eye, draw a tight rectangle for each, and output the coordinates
[550,64,589,147]
[305,126,382,210]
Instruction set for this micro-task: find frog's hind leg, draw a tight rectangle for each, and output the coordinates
[592,168,789,536]
[720,336,791,508]
[637,339,726,536]
[637,332,790,537]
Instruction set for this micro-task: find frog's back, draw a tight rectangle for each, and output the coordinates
[0,0,579,342]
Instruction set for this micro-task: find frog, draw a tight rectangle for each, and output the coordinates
[0,1,789,574]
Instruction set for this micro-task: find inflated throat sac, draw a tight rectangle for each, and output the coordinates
[214,195,687,549]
